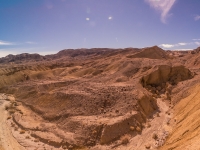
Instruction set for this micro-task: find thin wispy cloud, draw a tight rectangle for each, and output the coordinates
[160,44,174,48]
[145,0,176,23]
[0,47,50,57]
[194,15,200,21]
[0,40,14,45]
[178,43,187,46]
[160,41,200,49]
[192,39,200,41]
[174,49,193,51]
[26,41,37,44]
[195,42,200,45]
[160,42,191,48]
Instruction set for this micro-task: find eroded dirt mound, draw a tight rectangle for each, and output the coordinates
[127,46,169,59]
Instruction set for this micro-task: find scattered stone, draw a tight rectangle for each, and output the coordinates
[136,126,141,132]
[130,126,135,131]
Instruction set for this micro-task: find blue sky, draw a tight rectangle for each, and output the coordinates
[0,0,200,57]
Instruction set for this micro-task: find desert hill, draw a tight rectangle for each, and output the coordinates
[0,46,200,150]
[127,46,169,59]
[0,53,45,63]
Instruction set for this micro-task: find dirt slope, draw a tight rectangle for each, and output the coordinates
[160,84,200,150]
[0,94,25,150]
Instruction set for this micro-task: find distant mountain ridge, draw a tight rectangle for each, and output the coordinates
[0,46,199,64]
[0,47,139,63]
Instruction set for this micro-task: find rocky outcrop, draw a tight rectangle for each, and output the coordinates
[141,65,193,88]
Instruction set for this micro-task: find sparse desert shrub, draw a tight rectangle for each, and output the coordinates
[11,101,16,106]
[14,102,19,106]
[146,123,151,128]
[115,109,119,113]
[120,134,130,145]
[152,133,158,140]
[14,127,18,131]
[34,139,39,142]
[20,130,25,134]
[15,108,21,111]
[25,135,30,139]
[11,123,15,127]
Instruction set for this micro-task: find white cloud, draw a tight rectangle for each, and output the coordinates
[160,41,200,49]
[0,40,14,45]
[194,15,200,21]
[178,43,187,46]
[145,0,176,23]
[160,42,191,48]
[26,41,37,44]
[160,44,174,48]
[195,42,200,45]
[174,49,193,51]
[86,18,90,21]
[108,16,112,20]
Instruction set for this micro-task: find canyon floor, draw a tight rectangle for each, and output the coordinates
[0,46,200,150]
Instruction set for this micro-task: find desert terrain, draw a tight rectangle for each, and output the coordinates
[0,46,200,150]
